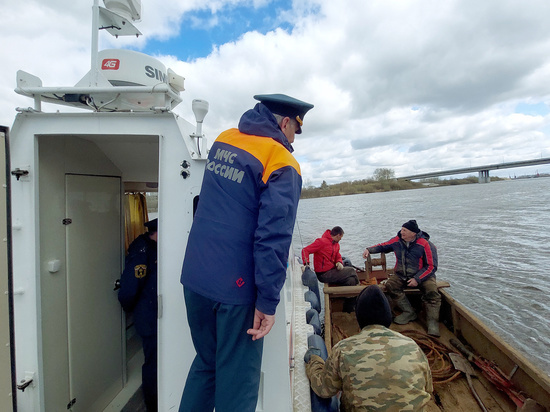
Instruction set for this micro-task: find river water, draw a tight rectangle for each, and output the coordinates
[292,177,550,376]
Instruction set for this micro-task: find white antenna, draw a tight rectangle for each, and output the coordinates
[192,100,209,137]
[191,99,210,156]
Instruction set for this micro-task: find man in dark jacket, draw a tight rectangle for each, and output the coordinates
[363,220,441,336]
[180,94,313,412]
[118,218,158,411]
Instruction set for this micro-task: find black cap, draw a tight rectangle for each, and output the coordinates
[402,219,420,233]
[144,218,158,232]
[254,93,314,134]
[355,285,392,329]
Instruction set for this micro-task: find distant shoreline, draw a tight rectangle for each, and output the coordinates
[300,173,549,199]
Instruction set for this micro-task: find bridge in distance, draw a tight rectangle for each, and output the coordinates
[398,157,550,183]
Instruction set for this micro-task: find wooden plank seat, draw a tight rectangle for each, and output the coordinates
[325,252,449,297]
[323,280,450,298]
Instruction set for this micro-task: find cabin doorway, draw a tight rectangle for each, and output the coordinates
[65,174,123,411]
[37,134,127,410]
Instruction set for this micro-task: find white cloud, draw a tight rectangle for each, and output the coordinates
[1,0,550,185]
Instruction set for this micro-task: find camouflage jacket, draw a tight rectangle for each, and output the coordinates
[306,325,433,411]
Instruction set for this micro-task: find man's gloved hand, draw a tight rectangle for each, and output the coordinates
[336,262,344,270]
[304,347,322,363]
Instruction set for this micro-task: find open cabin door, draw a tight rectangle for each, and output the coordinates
[65,174,123,411]
[0,127,14,411]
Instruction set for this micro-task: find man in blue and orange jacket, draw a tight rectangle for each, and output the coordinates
[180,94,313,412]
[363,219,441,336]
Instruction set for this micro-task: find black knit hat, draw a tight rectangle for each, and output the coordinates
[355,285,392,329]
[402,219,420,233]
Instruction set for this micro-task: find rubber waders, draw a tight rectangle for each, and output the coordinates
[425,302,441,337]
[394,295,417,324]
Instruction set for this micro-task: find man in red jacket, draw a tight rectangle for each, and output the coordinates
[302,226,359,287]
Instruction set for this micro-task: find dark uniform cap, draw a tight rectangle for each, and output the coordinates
[254,93,314,134]
[144,218,158,232]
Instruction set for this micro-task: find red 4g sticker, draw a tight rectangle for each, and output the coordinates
[102,59,120,70]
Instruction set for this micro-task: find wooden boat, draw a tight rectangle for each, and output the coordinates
[315,253,550,411]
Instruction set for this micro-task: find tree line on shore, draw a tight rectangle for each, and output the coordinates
[301,168,503,199]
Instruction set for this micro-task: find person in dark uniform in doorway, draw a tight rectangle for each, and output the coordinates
[118,218,158,411]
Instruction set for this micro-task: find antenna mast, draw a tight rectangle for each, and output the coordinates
[91,0,100,87]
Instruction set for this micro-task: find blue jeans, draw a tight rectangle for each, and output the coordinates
[179,288,263,412]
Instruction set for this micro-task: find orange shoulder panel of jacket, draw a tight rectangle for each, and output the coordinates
[216,128,301,183]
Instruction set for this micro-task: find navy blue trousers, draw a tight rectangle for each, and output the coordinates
[179,288,264,412]
[141,334,158,411]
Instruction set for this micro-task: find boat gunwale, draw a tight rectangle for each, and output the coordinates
[440,288,550,405]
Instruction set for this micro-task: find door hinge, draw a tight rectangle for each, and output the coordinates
[11,168,29,181]
[62,218,72,225]
[16,376,34,392]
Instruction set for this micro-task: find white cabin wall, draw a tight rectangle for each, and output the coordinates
[258,295,293,412]
[157,116,206,410]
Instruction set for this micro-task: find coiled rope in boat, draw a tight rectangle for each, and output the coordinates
[329,314,462,384]
[400,329,461,384]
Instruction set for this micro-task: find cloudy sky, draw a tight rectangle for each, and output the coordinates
[2,0,549,185]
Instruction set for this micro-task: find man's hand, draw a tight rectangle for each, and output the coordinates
[407,278,419,287]
[247,309,275,341]
[336,262,343,270]
[362,248,370,259]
